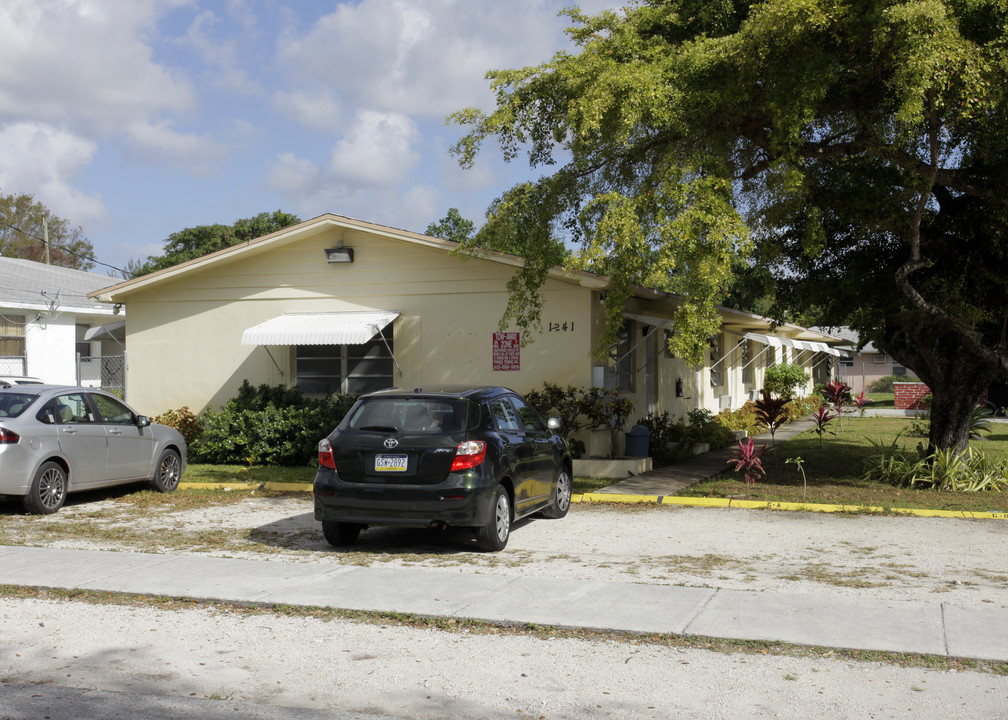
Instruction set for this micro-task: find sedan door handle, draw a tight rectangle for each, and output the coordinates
[108,429,122,436]
[62,427,77,434]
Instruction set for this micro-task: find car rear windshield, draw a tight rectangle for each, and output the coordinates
[343,397,475,433]
[0,392,37,418]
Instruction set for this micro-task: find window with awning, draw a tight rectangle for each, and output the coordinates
[241,311,401,395]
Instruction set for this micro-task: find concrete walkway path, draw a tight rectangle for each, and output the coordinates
[595,417,818,497]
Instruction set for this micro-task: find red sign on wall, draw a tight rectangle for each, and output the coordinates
[492,332,520,371]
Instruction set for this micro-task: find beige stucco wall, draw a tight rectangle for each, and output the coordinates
[120,225,597,415]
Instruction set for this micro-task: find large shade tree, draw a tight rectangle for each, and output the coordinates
[0,191,97,271]
[451,0,1008,452]
[129,210,301,276]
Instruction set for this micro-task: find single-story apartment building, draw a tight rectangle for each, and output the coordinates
[91,214,843,421]
[0,257,124,388]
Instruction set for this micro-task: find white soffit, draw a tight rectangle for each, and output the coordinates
[241,311,400,346]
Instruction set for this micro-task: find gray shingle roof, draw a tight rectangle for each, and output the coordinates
[0,256,119,312]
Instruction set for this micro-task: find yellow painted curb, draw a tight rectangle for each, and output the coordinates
[580,492,662,505]
[573,492,1008,519]
[178,482,314,492]
[177,482,1008,519]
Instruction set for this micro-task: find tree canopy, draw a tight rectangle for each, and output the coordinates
[451,0,1008,451]
[0,191,97,271]
[129,210,302,276]
[425,208,477,243]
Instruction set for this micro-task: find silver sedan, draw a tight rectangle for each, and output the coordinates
[0,385,187,514]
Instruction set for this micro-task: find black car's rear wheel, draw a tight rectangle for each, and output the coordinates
[24,461,67,515]
[322,520,363,547]
[541,468,571,519]
[476,484,511,552]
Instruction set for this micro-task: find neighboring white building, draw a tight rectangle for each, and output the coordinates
[0,257,123,388]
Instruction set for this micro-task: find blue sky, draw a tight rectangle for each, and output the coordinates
[0,0,618,277]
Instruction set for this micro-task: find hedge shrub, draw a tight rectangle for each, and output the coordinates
[189,381,358,466]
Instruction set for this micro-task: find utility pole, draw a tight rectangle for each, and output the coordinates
[43,217,50,264]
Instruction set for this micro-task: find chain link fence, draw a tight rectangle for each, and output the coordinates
[0,356,27,375]
[78,354,126,398]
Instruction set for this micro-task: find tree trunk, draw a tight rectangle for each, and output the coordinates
[884,322,1001,454]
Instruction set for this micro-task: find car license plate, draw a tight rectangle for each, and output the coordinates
[374,454,408,472]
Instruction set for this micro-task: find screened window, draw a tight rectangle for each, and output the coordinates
[295,335,394,396]
[0,316,26,373]
[607,323,635,393]
[741,340,753,384]
[709,335,723,387]
[873,354,888,364]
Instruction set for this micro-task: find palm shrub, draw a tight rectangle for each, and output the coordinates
[821,380,853,428]
[754,390,790,446]
[862,442,1008,492]
[727,437,767,487]
[810,405,835,448]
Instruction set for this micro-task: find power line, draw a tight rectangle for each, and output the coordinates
[0,219,129,276]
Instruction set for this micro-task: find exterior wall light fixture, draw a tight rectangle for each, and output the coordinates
[324,244,354,264]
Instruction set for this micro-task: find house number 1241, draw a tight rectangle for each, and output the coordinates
[548,322,575,332]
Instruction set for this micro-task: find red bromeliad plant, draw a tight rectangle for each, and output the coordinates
[754,389,790,446]
[821,380,852,426]
[727,437,767,487]
[854,391,868,417]
[811,404,835,447]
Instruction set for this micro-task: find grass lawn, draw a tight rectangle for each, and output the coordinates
[183,414,1008,513]
[683,416,1008,512]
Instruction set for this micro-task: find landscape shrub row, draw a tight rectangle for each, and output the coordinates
[154,381,357,466]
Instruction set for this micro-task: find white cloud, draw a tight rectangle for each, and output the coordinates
[265,152,324,195]
[0,122,105,221]
[178,7,263,95]
[272,89,344,133]
[0,0,196,134]
[329,111,420,185]
[275,0,571,120]
[124,121,227,175]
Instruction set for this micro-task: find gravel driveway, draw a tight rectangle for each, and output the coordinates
[7,494,1008,607]
[3,496,1008,719]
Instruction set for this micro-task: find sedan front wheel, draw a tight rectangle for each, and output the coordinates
[150,449,182,493]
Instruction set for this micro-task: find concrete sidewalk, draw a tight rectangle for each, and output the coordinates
[1,544,1006,663]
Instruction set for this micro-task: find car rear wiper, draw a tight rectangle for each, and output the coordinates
[358,425,400,433]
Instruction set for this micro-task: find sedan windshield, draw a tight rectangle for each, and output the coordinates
[0,392,37,418]
[344,398,471,433]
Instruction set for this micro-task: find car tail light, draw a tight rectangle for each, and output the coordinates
[450,440,486,472]
[318,438,336,469]
[0,427,19,444]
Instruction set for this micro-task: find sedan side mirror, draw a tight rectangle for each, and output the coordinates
[137,415,151,428]
[547,417,561,431]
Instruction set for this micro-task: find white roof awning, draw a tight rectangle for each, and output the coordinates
[624,311,672,328]
[241,311,400,346]
[744,332,847,357]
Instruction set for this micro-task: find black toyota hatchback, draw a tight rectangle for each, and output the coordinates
[313,386,572,551]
